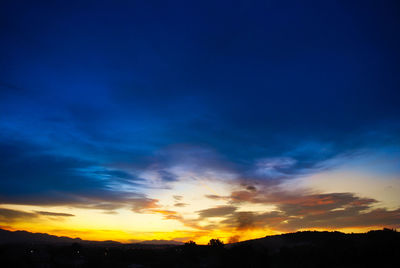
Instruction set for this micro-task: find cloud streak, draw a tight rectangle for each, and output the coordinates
[35,211,75,217]
[0,208,75,224]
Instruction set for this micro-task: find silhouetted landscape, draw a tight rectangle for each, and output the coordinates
[2,1,400,267]
[1,228,399,267]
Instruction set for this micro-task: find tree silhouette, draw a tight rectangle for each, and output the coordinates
[208,238,224,248]
[184,240,197,247]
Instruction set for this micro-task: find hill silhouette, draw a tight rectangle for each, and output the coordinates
[0,228,183,246]
[0,228,399,267]
[0,228,120,245]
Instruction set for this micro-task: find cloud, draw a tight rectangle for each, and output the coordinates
[217,189,400,232]
[0,141,153,213]
[1,0,400,243]
[144,209,204,230]
[221,211,285,230]
[131,198,160,213]
[174,202,188,207]
[246,185,257,191]
[35,211,75,217]
[0,208,76,224]
[277,193,375,216]
[140,145,238,184]
[150,209,179,218]
[279,206,400,231]
[1,104,399,237]
[0,208,37,223]
[173,195,183,201]
[205,194,227,200]
[197,206,237,218]
[255,157,297,178]
[157,169,178,182]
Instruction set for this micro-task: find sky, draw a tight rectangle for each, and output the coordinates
[0,0,399,244]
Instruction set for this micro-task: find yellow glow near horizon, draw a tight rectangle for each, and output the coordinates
[1,201,393,245]
[1,167,399,244]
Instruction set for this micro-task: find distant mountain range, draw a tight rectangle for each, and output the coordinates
[1,228,398,248]
[0,228,183,245]
[0,228,120,245]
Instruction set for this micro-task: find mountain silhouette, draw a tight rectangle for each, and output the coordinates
[1,228,399,267]
[0,228,119,245]
[0,228,183,246]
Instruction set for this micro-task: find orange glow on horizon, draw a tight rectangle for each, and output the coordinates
[1,221,394,245]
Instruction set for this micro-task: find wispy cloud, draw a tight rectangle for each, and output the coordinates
[35,211,75,217]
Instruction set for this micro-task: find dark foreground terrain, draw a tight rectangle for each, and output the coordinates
[0,228,399,268]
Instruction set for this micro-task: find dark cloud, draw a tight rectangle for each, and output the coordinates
[0,208,75,223]
[279,206,400,231]
[197,206,237,218]
[246,185,257,192]
[277,193,376,217]
[218,190,400,231]
[35,211,75,217]
[0,141,156,214]
[0,208,37,223]
[221,211,285,230]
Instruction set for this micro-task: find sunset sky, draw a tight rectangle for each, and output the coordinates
[1,1,399,244]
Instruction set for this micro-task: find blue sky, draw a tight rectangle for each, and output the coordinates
[0,0,399,242]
